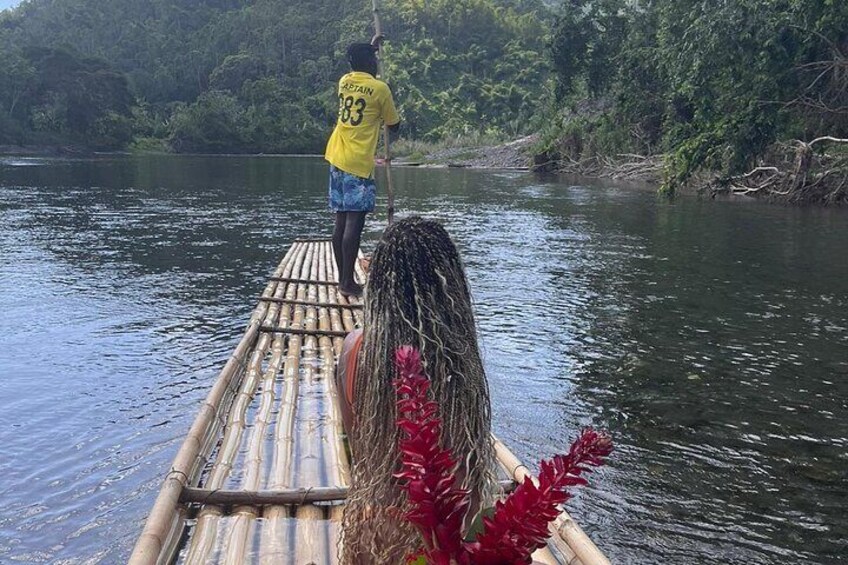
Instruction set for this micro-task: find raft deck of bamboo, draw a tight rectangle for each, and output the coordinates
[129,239,610,565]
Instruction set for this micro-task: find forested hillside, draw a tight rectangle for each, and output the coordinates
[0,0,549,152]
[2,0,846,203]
[545,0,848,203]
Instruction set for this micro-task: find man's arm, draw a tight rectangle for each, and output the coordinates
[387,122,400,143]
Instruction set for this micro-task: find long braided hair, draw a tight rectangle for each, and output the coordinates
[341,216,497,563]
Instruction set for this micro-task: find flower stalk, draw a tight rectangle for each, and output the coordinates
[393,345,613,565]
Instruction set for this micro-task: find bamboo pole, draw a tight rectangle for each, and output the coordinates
[182,485,351,506]
[371,0,396,224]
[157,506,187,565]
[271,277,338,286]
[260,244,313,564]
[183,246,302,565]
[258,297,363,309]
[259,326,349,338]
[351,250,366,326]
[219,254,302,564]
[323,243,348,358]
[319,241,352,564]
[493,436,610,565]
[128,244,300,565]
[181,479,516,506]
[294,243,330,565]
[319,242,351,486]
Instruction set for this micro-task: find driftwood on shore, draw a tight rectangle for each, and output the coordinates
[532,152,664,182]
[531,135,847,205]
[710,137,848,205]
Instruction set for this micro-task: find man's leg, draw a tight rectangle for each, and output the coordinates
[332,212,346,281]
[339,211,366,296]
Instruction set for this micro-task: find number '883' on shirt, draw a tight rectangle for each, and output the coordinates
[324,71,400,180]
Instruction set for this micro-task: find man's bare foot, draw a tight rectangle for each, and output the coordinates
[339,282,363,298]
[358,253,372,274]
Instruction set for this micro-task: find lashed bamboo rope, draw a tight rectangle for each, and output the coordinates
[128,244,300,565]
[259,244,313,564]
[493,436,610,565]
[183,246,301,564]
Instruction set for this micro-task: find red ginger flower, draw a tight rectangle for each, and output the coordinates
[467,428,613,563]
[393,346,471,564]
[393,346,613,565]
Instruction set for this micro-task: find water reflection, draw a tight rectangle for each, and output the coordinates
[0,155,846,563]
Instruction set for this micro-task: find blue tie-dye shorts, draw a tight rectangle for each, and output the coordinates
[328,165,377,213]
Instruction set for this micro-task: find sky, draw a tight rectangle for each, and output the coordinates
[0,0,21,11]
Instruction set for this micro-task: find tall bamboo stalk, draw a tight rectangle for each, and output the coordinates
[128,244,299,565]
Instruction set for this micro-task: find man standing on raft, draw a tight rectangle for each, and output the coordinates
[325,35,400,298]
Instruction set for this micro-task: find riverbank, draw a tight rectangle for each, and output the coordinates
[6,138,842,206]
[392,135,665,186]
[0,144,94,157]
[394,135,537,170]
[411,134,846,206]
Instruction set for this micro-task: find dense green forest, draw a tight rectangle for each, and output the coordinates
[0,0,549,153]
[1,0,846,202]
[545,0,848,202]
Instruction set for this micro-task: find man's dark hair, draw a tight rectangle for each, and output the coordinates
[347,43,377,72]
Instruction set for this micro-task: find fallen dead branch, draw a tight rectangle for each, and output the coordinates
[533,152,664,181]
[710,137,848,205]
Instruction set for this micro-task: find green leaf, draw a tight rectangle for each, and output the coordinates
[464,505,496,542]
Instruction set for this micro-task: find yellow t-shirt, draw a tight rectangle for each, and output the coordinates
[324,71,400,179]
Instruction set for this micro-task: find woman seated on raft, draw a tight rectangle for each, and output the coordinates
[335,216,498,563]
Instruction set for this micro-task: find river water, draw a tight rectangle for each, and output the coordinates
[0,154,845,564]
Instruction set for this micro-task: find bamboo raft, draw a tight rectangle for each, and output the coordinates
[129,239,610,565]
